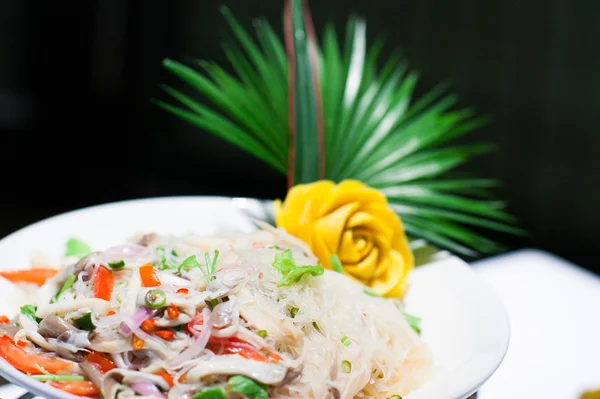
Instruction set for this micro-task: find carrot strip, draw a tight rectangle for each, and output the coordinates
[0,269,58,286]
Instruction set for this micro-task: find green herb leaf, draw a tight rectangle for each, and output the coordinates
[191,387,228,399]
[51,275,76,304]
[387,395,403,399]
[284,0,324,185]
[402,312,422,335]
[72,312,95,331]
[272,249,324,287]
[32,374,85,382]
[171,249,179,257]
[64,238,92,258]
[178,255,202,273]
[227,375,268,399]
[174,324,185,332]
[108,260,125,270]
[330,254,344,274]
[363,289,381,297]
[20,305,41,323]
[268,245,281,250]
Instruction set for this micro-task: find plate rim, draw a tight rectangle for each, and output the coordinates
[0,196,510,399]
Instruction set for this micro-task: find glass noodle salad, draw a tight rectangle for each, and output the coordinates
[0,224,433,398]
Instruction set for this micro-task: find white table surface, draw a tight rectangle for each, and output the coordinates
[473,249,600,399]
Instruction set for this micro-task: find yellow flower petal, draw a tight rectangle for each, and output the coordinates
[345,247,380,280]
[371,250,412,297]
[274,179,414,298]
[338,230,362,264]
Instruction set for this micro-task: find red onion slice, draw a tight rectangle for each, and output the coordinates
[120,307,157,336]
[169,307,212,367]
[130,381,165,398]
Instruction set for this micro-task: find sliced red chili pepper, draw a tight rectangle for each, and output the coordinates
[155,330,174,341]
[140,319,157,334]
[167,304,179,319]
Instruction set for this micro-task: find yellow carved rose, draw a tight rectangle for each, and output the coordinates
[274,180,414,297]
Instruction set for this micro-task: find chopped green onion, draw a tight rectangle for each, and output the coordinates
[72,312,95,331]
[227,375,268,399]
[363,289,381,297]
[312,321,321,332]
[402,312,422,335]
[174,324,185,331]
[20,305,41,323]
[108,260,125,269]
[290,307,299,318]
[32,374,85,382]
[257,330,268,338]
[51,275,76,304]
[116,294,122,304]
[210,299,218,309]
[330,254,344,274]
[191,388,228,399]
[342,360,352,373]
[204,250,220,278]
[171,249,178,256]
[341,334,351,347]
[145,289,167,309]
[387,395,403,399]
[268,245,281,250]
[64,238,92,258]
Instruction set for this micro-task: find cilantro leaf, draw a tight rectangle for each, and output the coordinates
[272,249,324,287]
[227,375,268,399]
[178,255,202,273]
[64,238,92,258]
[403,312,422,335]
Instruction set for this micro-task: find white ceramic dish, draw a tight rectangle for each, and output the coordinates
[0,197,509,399]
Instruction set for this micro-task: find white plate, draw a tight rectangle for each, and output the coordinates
[0,197,509,399]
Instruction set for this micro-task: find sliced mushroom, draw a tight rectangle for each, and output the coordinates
[137,233,157,247]
[102,369,170,398]
[80,361,104,390]
[36,298,111,319]
[38,315,75,338]
[185,355,300,387]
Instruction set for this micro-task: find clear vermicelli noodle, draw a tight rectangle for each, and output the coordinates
[0,228,433,398]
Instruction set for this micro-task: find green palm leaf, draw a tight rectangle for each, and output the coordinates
[157,4,525,256]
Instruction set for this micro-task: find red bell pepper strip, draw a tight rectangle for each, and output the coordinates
[93,266,114,301]
[0,335,72,375]
[84,350,115,374]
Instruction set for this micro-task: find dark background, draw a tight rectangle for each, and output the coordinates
[0,0,598,269]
